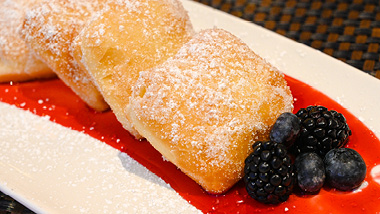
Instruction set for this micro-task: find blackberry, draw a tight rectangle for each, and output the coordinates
[244,141,295,204]
[292,105,351,157]
[294,152,325,193]
[324,148,366,191]
[270,112,301,148]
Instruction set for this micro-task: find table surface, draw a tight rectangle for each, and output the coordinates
[1,0,380,213]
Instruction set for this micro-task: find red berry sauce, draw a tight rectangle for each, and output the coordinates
[1,76,379,213]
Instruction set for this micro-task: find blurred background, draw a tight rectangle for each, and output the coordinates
[193,0,380,79]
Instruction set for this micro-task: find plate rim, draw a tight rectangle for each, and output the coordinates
[2,0,380,213]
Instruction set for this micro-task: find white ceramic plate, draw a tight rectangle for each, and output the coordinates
[1,0,380,213]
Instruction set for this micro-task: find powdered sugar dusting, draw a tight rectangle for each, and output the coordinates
[0,0,30,61]
[22,0,103,60]
[21,0,108,111]
[129,28,293,193]
[0,102,199,213]
[74,0,194,137]
[0,0,53,81]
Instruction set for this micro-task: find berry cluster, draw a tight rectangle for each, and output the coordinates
[244,105,366,204]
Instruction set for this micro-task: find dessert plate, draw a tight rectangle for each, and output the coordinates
[1,0,380,213]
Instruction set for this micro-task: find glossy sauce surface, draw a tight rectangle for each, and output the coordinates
[1,76,380,213]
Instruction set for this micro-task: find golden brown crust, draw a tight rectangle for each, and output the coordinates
[73,0,194,138]
[0,0,55,83]
[20,0,108,111]
[128,28,294,194]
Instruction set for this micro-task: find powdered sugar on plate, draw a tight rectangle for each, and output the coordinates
[0,102,199,213]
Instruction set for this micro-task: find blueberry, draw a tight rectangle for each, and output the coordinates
[270,112,301,148]
[324,148,366,191]
[295,152,325,193]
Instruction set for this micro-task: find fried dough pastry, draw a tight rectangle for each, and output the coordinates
[128,29,294,194]
[73,0,194,138]
[0,0,54,82]
[21,0,108,111]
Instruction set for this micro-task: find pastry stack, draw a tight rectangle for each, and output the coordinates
[1,0,293,194]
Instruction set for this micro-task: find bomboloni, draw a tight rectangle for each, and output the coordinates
[0,0,54,82]
[21,0,108,111]
[127,28,294,194]
[73,0,194,138]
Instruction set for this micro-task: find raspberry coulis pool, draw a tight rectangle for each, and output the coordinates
[1,75,380,213]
